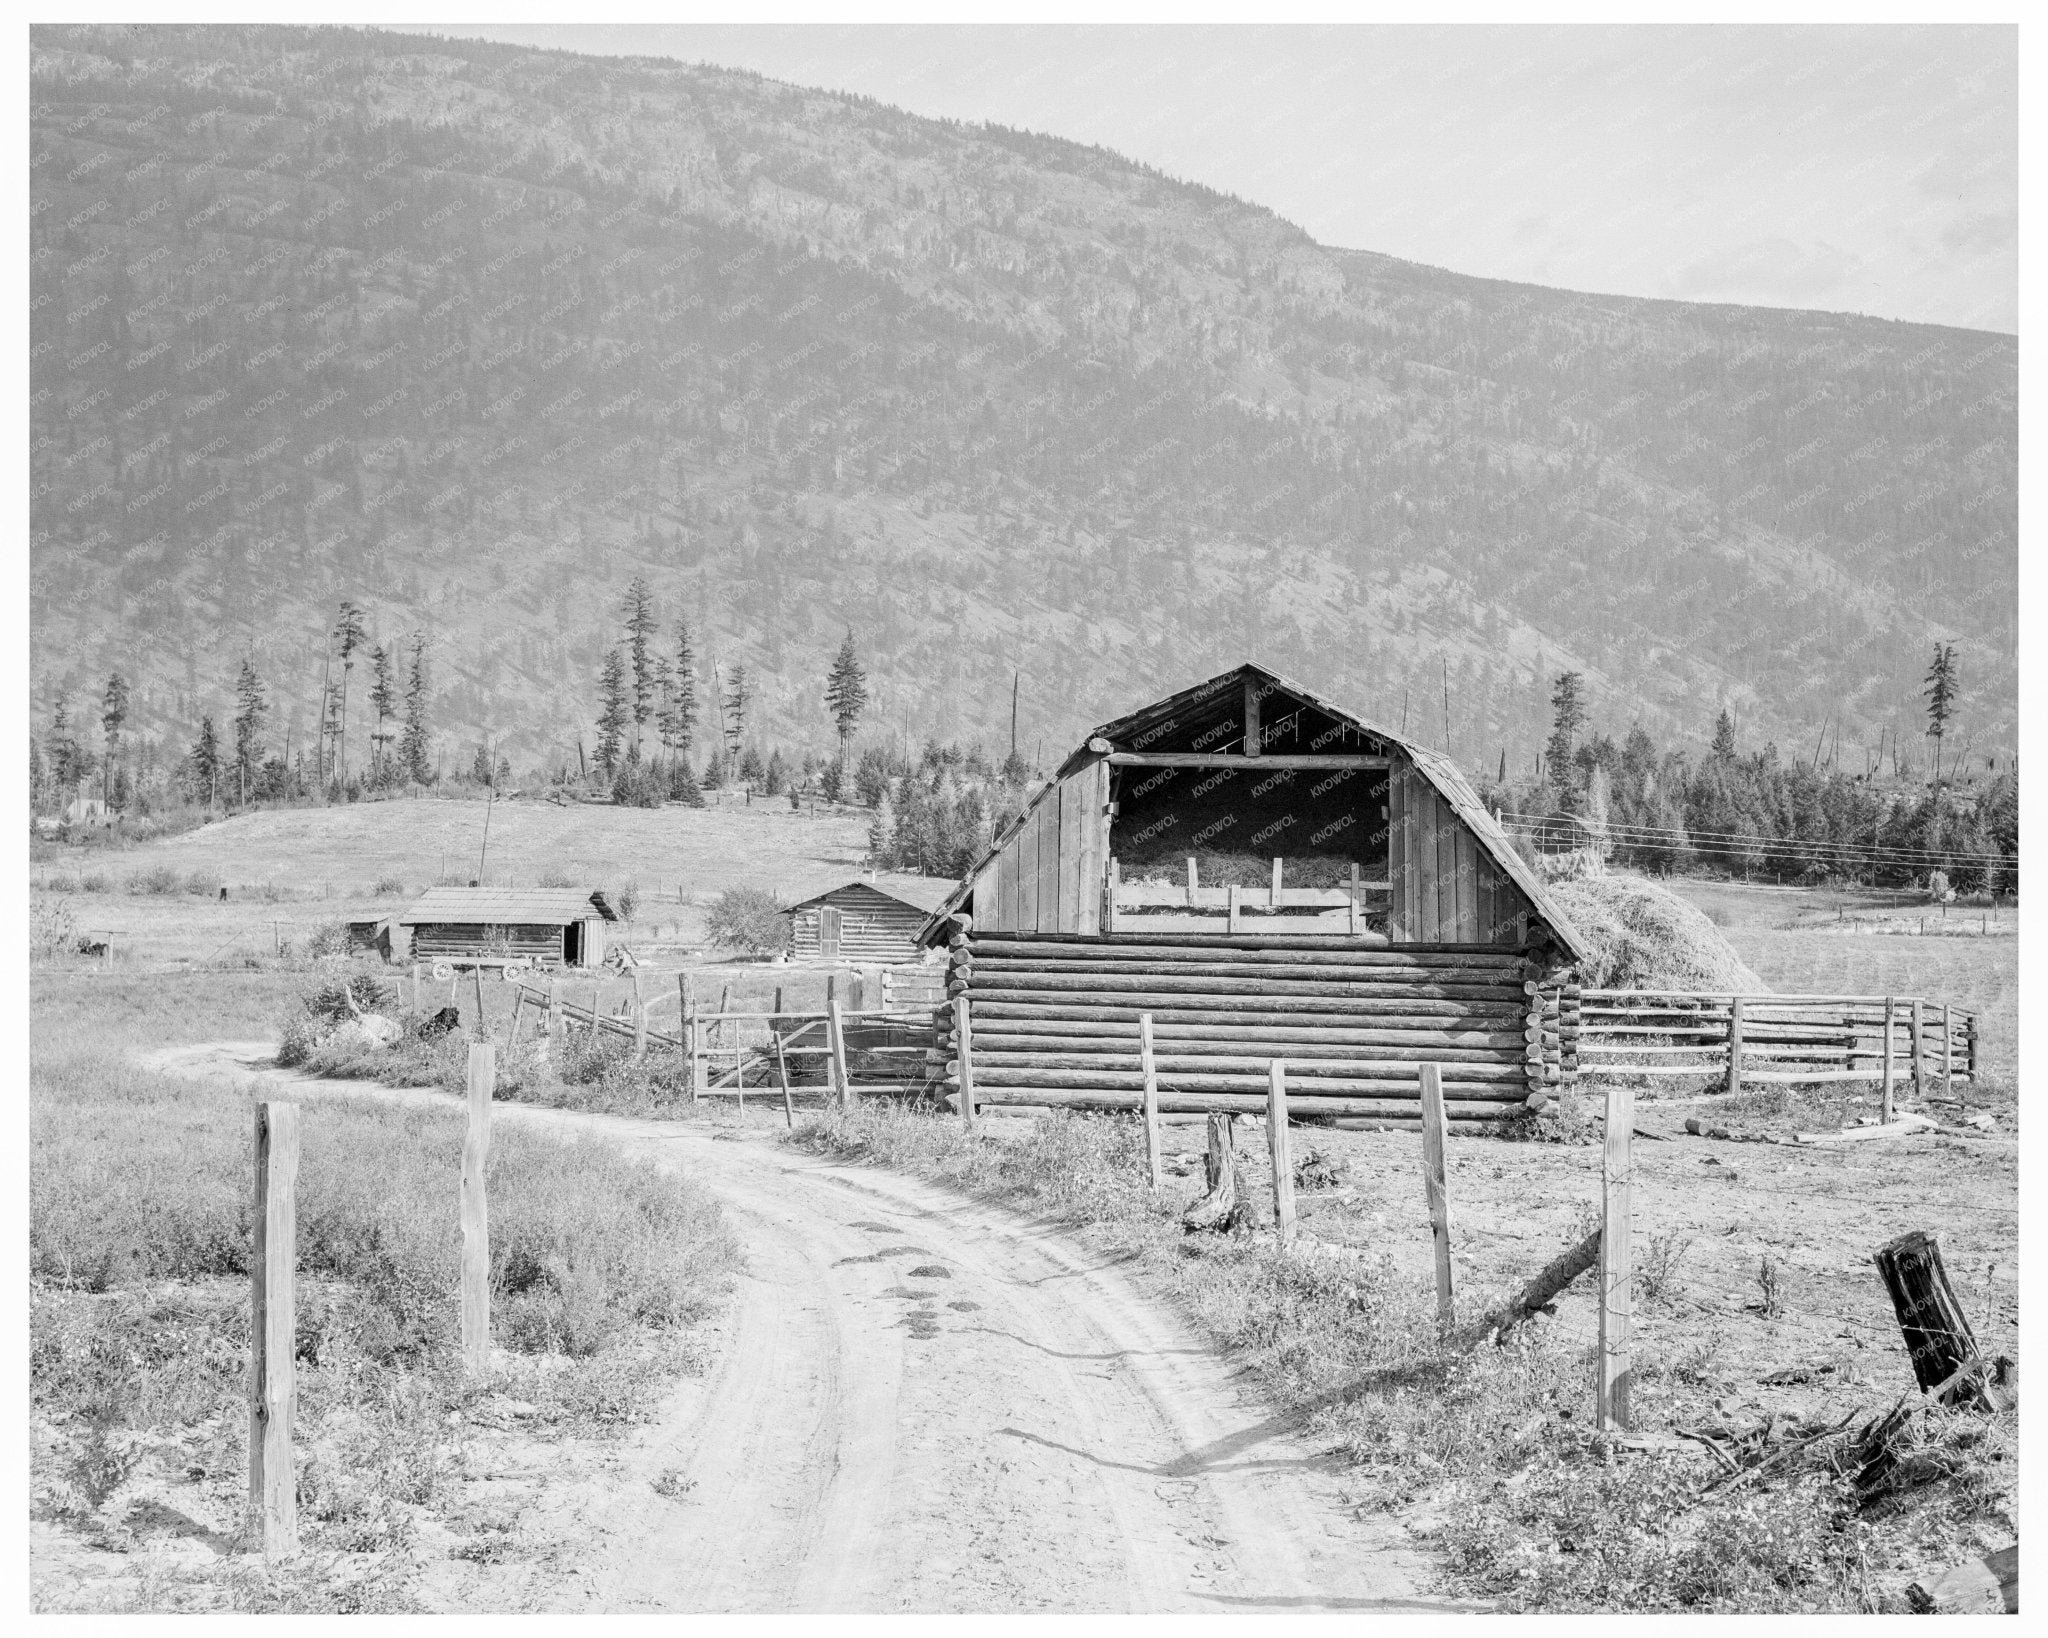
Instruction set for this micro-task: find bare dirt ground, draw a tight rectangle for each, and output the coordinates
[143,1041,1459,1614]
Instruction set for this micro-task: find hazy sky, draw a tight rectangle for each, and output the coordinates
[399,23,2016,333]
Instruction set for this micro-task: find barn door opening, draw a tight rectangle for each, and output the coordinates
[563,921,582,967]
[819,904,842,959]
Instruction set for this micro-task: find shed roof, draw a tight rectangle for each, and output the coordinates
[788,877,957,915]
[399,887,617,926]
[920,662,1589,963]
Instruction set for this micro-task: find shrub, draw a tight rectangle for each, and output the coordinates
[372,874,407,896]
[185,868,223,896]
[614,880,640,922]
[303,974,393,1023]
[302,921,354,961]
[31,896,77,959]
[78,871,109,893]
[703,887,789,955]
[536,866,574,889]
[127,864,183,895]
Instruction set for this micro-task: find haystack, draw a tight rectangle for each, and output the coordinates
[1545,869,1766,993]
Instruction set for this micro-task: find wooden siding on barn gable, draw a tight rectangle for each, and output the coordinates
[966,757,1109,936]
[1389,760,1529,946]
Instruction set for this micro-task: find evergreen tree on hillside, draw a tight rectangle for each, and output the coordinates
[29,735,46,814]
[186,715,220,808]
[233,661,267,805]
[1545,672,1585,804]
[47,699,79,795]
[661,619,698,758]
[722,663,750,781]
[1711,709,1738,759]
[332,600,366,789]
[400,634,432,785]
[100,671,129,810]
[621,577,658,759]
[1924,642,1959,784]
[824,630,869,772]
[595,647,630,776]
[366,642,397,783]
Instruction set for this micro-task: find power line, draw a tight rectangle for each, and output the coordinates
[1498,811,2016,874]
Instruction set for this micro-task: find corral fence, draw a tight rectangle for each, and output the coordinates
[1565,988,1980,1110]
[500,964,946,1107]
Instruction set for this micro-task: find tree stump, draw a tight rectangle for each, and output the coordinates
[1874,1230,2009,1410]
[1182,1112,1242,1233]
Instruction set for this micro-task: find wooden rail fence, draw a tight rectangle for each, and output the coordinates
[1566,990,1980,1108]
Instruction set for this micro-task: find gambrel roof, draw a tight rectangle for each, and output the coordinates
[922,662,1588,962]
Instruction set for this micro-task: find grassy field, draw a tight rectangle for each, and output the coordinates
[29,795,954,968]
[1658,876,2019,1081]
[30,971,740,1612]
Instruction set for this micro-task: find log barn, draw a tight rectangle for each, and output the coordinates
[398,886,617,969]
[787,878,954,965]
[921,663,1590,1127]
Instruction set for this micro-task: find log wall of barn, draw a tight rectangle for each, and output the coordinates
[937,930,1566,1126]
[1388,760,1532,945]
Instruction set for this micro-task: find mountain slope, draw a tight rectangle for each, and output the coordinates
[30,23,2017,778]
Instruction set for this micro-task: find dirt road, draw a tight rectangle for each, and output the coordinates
[151,1043,1453,1613]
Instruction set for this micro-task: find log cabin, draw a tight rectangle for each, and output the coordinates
[787,878,955,965]
[397,886,617,969]
[919,663,1590,1127]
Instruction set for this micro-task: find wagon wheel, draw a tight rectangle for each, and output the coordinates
[501,959,530,982]
[430,961,455,982]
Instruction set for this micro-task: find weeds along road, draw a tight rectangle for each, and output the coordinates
[149,1042,1455,1614]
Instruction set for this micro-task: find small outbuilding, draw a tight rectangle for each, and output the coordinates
[788,878,955,964]
[397,887,617,969]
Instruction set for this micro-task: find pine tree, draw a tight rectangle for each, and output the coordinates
[400,634,432,785]
[824,630,869,772]
[621,578,659,759]
[366,643,397,783]
[661,619,698,757]
[332,601,366,790]
[47,700,78,796]
[667,754,704,806]
[1711,709,1738,759]
[100,671,130,810]
[723,663,750,781]
[232,661,268,805]
[1545,672,1585,803]
[188,716,221,807]
[1924,642,1958,785]
[595,647,630,775]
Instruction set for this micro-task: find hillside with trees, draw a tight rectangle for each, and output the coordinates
[30,23,2016,796]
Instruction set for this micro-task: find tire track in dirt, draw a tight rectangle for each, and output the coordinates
[149,1042,1462,1613]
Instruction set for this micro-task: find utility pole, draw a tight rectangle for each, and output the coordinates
[1010,670,1019,762]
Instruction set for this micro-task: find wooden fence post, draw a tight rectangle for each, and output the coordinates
[462,1043,494,1375]
[1266,1061,1296,1246]
[1874,1230,2008,1410]
[1724,995,1744,1095]
[775,1030,795,1127]
[828,998,852,1110]
[1419,1062,1454,1329]
[249,1101,300,1561]
[1942,1003,1955,1106]
[506,988,524,1049]
[1598,1080,1635,1435]
[1139,1012,1162,1188]
[1881,996,1896,1122]
[410,961,419,1013]
[1910,998,1926,1104]
[955,995,977,1130]
[1227,882,1242,933]
[633,970,647,1060]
